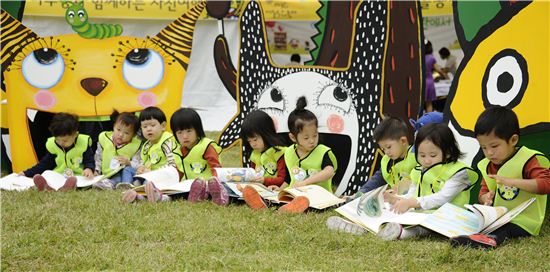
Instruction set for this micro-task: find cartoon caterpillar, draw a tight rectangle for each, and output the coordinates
[61,0,122,39]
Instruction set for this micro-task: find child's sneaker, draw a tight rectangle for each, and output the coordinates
[59,177,77,192]
[326,216,366,236]
[188,177,208,202]
[122,189,144,203]
[278,196,309,214]
[243,186,267,210]
[145,182,164,202]
[377,222,403,241]
[92,180,114,190]
[33,174,53,192]
[450,234,497,249]
[116,182,135,190]
[207,177,229,206]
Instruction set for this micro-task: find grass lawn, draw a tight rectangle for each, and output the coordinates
[1,132,549,270]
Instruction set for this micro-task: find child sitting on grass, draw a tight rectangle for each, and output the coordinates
[21,112,94,191]
[450,106,550,249]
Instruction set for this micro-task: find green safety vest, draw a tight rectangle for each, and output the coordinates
[174,137,222,179]
[284,144,338,192]
[140,131,177,170]
[380,145,417,187]
[478,146,549,235]
[45,134,91,175]
[97,131,142,175]
[411,161,478,207]
[249,146,286,178]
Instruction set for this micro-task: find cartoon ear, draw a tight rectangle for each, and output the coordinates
[453,1,501,48]
[77,1,84,7]
[151,1,206,69]
[1,10,39,91]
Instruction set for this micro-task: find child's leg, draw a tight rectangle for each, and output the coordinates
[489,223,530,245]
[120,166,136,184]
[377,224,430,241]
[450,223,530,249]
[122,189,145,203]
[326,216,366,235]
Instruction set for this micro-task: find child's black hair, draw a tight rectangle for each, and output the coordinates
[425,40,433,54]
[414,123,463,164]
[139,106,166,124]
[373,116,409,143]
[48,112,79,136]
[287,96,318,136]
[474,106,519,141]
[170,108,206,139]
[111,111,139,134]
[438,47,450,58]
[241,110,285,155]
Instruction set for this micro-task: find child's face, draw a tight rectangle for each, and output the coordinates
[113,121,135,146]
[247,134,266,152]
[476,131,518,165]
[417,139,443,169]
[55,132,78,148]
[141,119,166,143]
[377,137,408,160]
[291,122,318,153]
[175,128,199,149]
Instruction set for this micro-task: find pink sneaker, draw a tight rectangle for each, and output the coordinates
[59,177,77,192]
[145,182,163,202]
[188,177,208,202]
[207,176,229,206]
[33,174,53,192]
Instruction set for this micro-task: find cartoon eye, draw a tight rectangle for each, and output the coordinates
[482,49,527,108]
[318,84,352,113]
[257,86,285,113]
[21,48,65,89]
[67,11,75,18]
[122,48,164,90]
[77,10,85,18]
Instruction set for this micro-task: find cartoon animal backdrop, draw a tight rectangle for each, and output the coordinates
[446,0,550,166]
[1,1,206,173]
[213,1,424,196]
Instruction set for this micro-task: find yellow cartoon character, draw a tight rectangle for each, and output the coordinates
[1,2,206,172]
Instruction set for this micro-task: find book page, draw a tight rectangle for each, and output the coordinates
[420,203,480,238]
[465,204,507,231]
[134,166,180,186]
[76,175,106,188]
[41,170,69,191]
[280,185,345,209]
[0,173,35,191]
[481,198,536,234]
[336,196,429,234]
[214,168,261,183]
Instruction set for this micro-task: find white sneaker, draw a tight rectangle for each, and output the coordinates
[377,222,403,241]
[326,216,366,236]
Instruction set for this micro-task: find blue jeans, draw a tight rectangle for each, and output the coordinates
[108,166,136,185]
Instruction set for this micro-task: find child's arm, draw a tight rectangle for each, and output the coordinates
[297,166,335,187]
[263,157,287,187]
[94,144,103,174]
[161,140,177,168]
[204,145,222,175]
[392,169,470,213]
[82,145,95,178]
[488,156,550,194]
[22,153,57,177]
[358,170,386,194]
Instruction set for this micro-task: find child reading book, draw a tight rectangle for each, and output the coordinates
[238,110,288,210]
[450,106,550,249]
[92,111,142,190]
[375,123,478,240]
[20,112,95,191]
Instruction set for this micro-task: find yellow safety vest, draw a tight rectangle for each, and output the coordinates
[174,137,222,179]
[140,131,177,170]
[97,131,142,175]
[380,145,417,187]
[249,146,286,178]
[45,134,91,175]
[284,144,338,192]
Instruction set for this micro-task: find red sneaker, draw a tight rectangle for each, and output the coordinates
[450,233,497,249]
[278,196,309,214]
[33,174,53,192]
[207,177,229,206]
[188,177,208,202]
[59,177,77,192]
[243,186,267,210]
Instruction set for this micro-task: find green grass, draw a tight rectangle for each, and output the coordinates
[2,132,550,270]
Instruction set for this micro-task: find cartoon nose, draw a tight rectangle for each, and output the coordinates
[81,78,108,96]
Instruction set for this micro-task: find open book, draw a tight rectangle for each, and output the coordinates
[335,185,430,234]
[419,198,536,237]
[277,185,345,210]
[132,166,192,195]
[214,168,262,183]
[223,182,279,199]
[0,173,36,191]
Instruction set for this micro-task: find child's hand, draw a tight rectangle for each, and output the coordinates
[136,166,147,175]
[383,189,398,204]
[249,176,264,183]
[82,168,94,178]
[480,191,495,206]
[116,156,131,166]
[293,181,307,188]
[391,198,418,214]
[488,175,516,187]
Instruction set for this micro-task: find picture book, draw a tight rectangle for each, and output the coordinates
[134,179,194,196]
[277,185,345,210]
[223,182,279,200]
[0,173,36,191]
[132,166,192,195]
[214,168,262,183]
[419,198,536,237]
[335,185,430,234]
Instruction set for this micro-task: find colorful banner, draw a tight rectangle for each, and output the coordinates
[420,0,453,17]
[24,0,321,21]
